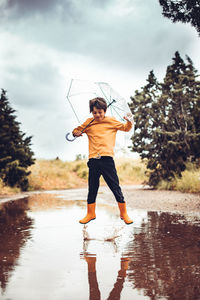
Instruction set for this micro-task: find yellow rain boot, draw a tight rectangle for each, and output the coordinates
[79,203,96,224]
[118,202,133,225]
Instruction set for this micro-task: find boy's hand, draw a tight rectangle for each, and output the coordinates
[124,113,133,122]
[123,116,130,121]
[73,130,83,137]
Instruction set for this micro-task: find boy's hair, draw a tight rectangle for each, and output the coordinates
[89,97,107,113]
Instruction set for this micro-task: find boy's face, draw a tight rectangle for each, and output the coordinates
[92,106,105,121]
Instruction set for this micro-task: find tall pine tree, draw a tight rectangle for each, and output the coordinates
[130,52,200,186]
[0,89,35,190]
[129,70,161,159]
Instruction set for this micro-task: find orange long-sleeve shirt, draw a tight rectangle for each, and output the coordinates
[73,116,132,159]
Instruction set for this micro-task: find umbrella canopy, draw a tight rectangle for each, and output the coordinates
[66,79,134,142]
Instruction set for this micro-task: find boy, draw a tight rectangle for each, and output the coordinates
[72,97,133,225]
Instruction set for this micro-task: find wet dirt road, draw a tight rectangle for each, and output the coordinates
[0,189,200,300]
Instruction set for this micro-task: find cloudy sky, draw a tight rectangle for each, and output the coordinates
[0,0,199,161]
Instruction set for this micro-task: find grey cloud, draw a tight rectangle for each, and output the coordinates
[18,6,192,73]
[1,0,70,16]
[3,61,64,110]
[0,0,111,21]
[6,0,56,12]
[1,0,194,74]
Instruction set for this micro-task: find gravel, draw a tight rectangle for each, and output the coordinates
[0,185,200,214]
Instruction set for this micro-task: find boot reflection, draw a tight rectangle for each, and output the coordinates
[80,254,101,300]
[107,257,130,300]
[81,253,130,300]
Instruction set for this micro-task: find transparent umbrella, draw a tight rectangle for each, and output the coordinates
[65,79,134,142]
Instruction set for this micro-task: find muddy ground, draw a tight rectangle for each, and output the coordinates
[1,185,200,213]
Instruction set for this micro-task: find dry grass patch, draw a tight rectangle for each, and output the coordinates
[28,158,147,191]
[28,159,87,190]
[115,157,147,185]
[0,179,20,195]
[157,164,200,193]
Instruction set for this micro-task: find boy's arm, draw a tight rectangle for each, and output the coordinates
[72,118,92,136]
[112,117,133,132]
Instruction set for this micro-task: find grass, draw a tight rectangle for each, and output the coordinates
[156,163,200,193]
[115,157,148,184]
[0,179,20,195]
[27,157,147,191]
[1,158,199,195]
[28,159,88,190]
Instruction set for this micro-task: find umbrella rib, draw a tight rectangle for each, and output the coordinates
[98,84,124,121]
[69,91,97,97]
[66,79,81,124]
[98,83,112,105]
[111,105,126,112]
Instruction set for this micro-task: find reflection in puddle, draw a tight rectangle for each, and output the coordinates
[0,198,33,294]
[0,193,200,299]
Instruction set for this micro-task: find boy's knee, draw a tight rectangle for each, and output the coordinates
[87,199,96,204]
[117,198,125,203]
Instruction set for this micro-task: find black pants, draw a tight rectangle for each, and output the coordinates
[87,156,125,204]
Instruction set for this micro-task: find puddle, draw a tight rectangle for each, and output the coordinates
[0,193,200,300]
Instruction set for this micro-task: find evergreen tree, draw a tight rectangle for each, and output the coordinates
[188,55,200,160]
[129,70,161,159]
[130,70,166,186]
[159,0,200,36]
[0,89,35,190]
[130,52,200,186]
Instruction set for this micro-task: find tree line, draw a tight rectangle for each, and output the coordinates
[129,51,200,186]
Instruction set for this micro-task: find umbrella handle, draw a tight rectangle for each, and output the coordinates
[65,132,78,142]
[66,119,95,142]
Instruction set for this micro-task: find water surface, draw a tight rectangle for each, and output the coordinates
[0,192,200,300]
